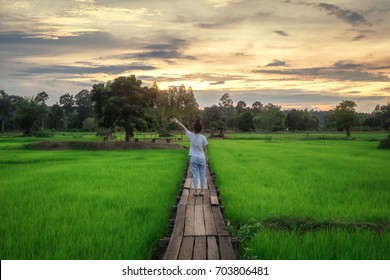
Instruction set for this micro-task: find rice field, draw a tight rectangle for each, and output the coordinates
[208,136,390,259]
[0,136,187,259]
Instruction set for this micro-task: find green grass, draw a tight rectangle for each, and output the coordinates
[0,137,187,259]
[208,136,390,259]
[251,229,390,260]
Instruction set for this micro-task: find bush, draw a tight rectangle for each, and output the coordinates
[378,134,390,149]
[33,129,54,138]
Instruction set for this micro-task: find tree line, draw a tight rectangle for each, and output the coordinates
[1,75,390,140]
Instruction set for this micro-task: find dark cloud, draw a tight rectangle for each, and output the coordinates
[274,30,289,37]
[253,63,390,82]
[195,11,271,29]
[266,59,288,67]
[210,81,225,86]
[352,34,366,41]
[285,1,370,26]
[23,63,157,75]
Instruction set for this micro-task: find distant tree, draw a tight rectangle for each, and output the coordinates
[75,90,93,129]
[237,112,255,132]
[236,100,247,115]
[219,92,234,108]
[0,90,12,133]
[35,91,49,129]
[218,93,235,130]
[201,105,224,130]
[82,117,96,132]
[255,103,285,131]
[48,103,63,130]
[15,96,47,134]
[286,109,318,131]
[373,103,390,131]
[251,101,263,115]
[60,93,75,131]
[91,75,157,142]
[331,100,358,137]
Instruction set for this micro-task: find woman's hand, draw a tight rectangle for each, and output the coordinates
[170,117,178,123]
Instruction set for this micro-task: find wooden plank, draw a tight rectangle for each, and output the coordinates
[187,189,196,205]
[207,236,219,260]
[219,236,234,260]
[179,189,189,205]
[184,204,195,236]
[194,204,206,235]
[183,178,192,189]
[211,206,229,236]
[203,204,217,235]
[171,204,186,237]
[193,236,206,260]
[210,196,219,206]
[178,237,194,260]
[202,189,210,205]
[163,236,183,260]
[195,194,203,205]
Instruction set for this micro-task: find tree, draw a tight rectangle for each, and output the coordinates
[201,105,224,130]
[91,75,156,142]
[35,91,49,129]
[236,100,247,115]
[331,100,358,137]
[0,90,12,133]
[60,93,75,131]
[219,92,233,108]
[373,103,390,131]
[75,90,93,129]
[15,96,47,134]
[237,112,255,132]
[82,117,96,132]
[48,103,63,130]
[255,103,285,131]
[251,101,263,115]
[218,93,235,130]
[286,109,319,131]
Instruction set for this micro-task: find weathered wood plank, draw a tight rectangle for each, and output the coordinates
[194,204,206,235]
[163,236,183,260]
[179,189,189,205]
[183,178,192,189]
[171,204,186,237]
[212,206,229,236]
[193,236,206,260]
[210,196,219,206]
[207,236,219,260]
[204,204,217,236]
[195,194,203,205]
[178,236,194,260]
[184,204,195,236]
[187,189,196,205]
[219,236,234,260]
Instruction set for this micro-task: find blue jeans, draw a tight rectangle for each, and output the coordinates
[190,156,206,190]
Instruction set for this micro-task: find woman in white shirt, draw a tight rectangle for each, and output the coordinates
[170,117,208,196]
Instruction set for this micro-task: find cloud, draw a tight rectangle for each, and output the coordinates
[266,59,288,67]
[195,11,271,29]
[22,63,157,75]
[253,62,390,82]
[274,30,288,37]
[210,81,225,85]
[352,34,366,41]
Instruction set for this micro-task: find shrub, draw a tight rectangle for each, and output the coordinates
[33,129,54,138]
[378,134,390,149]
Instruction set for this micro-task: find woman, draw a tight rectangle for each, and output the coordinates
[170,117,208,196]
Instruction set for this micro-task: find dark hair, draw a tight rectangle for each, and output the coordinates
[193,119,202,133]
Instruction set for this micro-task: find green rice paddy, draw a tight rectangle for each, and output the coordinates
[0,136,187,259]
[208,134,390,259]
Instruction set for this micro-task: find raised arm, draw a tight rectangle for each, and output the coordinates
[170,117,188,132]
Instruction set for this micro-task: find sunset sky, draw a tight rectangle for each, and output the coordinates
[1,0,389,111]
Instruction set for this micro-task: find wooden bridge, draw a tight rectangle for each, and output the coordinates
[161,165,236,260]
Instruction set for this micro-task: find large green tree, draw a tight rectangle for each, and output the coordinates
[60,93,75,131]
[331,100,358,137]
[255,103,285,131]
[91,75,157,142]
[15,96,48,134]
[75,89,93,129]
[286,109,319,131]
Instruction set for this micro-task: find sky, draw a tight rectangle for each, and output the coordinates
[0,0,389,112]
